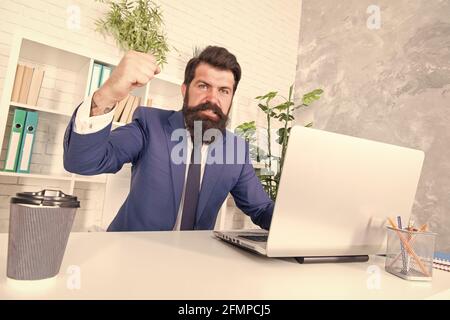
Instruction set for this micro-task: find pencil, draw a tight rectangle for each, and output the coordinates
[397,216,408,273]
[387,218,431,277]
[388,223,428,268]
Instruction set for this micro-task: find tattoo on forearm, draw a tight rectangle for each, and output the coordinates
[90,98,114,116]
[90,99,99,116]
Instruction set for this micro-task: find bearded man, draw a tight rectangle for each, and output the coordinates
[63,46,273,231]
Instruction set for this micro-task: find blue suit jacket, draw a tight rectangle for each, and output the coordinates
[63,105,274,231]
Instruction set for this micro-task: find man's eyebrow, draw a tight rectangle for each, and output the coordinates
[195,79,233,90]
[219,85,233,91]
[194,79,213,86]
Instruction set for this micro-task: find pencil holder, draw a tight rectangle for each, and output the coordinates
[385,226,436,281]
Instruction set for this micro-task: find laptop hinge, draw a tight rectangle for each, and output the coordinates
[295,255,369,264]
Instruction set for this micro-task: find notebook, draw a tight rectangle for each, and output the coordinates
[433,251,450,272]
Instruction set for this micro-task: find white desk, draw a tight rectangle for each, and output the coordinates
[0,231,449,299]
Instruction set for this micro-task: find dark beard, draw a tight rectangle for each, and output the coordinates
[182,100,229,145]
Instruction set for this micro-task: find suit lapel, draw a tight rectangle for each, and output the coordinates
[164,111,187,216]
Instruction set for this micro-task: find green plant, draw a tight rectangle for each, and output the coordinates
[235,85,323,200]
[192,46,202,57]
[94,0,170,66]
[234,121,268,163]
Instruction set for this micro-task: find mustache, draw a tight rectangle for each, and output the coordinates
[183,101,229,144]
[184,102,226,119]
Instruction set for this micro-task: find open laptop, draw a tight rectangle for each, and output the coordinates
[214,125,425,262]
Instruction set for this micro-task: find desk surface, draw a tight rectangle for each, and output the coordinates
[0,231,449,299]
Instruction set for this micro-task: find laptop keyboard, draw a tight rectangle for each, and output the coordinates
[239,235,268,242]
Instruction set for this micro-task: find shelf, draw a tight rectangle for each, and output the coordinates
[252,162,266,169]
[0,171,72,181]
[9,101,72,117]
[0,171,106,184]
[20,38,90,72]
[72,175,107,184]
[155,73,182,86]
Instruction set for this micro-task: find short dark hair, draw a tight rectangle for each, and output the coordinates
[184,46,241,94]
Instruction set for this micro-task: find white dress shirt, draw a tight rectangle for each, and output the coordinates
[74,95,209,231]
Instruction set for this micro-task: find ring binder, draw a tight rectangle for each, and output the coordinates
[17,111,39,173]
[3,109,27,172]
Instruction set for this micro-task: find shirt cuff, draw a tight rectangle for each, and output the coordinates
[74,94,115,134]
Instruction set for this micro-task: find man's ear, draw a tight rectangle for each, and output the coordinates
[181,84,186,98]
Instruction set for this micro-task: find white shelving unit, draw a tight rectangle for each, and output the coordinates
[0,29,184,231]
[9,101,73,117]
[0,171,72,181]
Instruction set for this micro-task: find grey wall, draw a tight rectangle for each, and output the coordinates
[295,0,450,251]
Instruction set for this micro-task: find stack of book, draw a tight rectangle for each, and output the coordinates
[11,64,45,106]
[433,252,450,272]
[113,96,152,124]
[2,109,39,174]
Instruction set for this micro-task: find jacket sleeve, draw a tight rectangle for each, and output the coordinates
[230,144,274,230]
[63,103,148,175]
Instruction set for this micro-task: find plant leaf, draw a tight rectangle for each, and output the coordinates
[276,127,292,145]
[289,84,293,100]
[94,0,170,66]
[277,113,295,122]
[274,101,294,111]
[255,91,278,101]
[258,103,268,112]
[302,88,323,106]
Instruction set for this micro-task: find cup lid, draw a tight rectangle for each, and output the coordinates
[10,189,80,208]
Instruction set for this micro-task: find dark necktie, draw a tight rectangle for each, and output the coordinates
[180,144,202,230]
